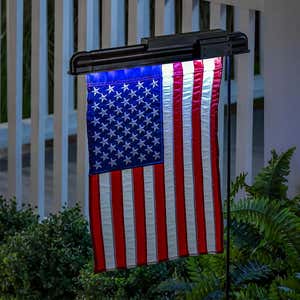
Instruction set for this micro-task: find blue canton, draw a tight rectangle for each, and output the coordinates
[86,65,163,174]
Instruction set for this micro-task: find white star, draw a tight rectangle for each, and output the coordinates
[109,158,117,167]
[115,106,123,115]
[139,154,146,162]
[100,123,108,132]
[100,93,107,102]
[129,89,137,98]
[92,102,100,111]
[153,137,160,145]
[137,125,145,134]
[137,96,144,104]
[108,114,115,124]
[153,151,160,160]
[91,117,100,126]
[124,156,132,165]
[108,100,115,109]
[123,127,131,136]
[92,132,100,141]
[116,135,123,144]
[115,121,123,130]
[129,104,137,113]
[102,152,109,161]
[129,119,137,127]
[99,108,108,117]
[108,144,116,153]
[146,145,153,154]
[136,81,144,90]
[122,112,130,122]
[131,147,138,156]
[137,110,145,119]
[151,94,158,102]
[116,149,124,159]
[93,146,101,155]
[137,139,145,148]
[122,83,129,92]
[100,138,108,146]
[94,161,102,169]
[122,98,130,107]
[107,84,114,94]
[108,129,116,138]
[124,141,131,150]
[92,87,100,96]
[144,102,152,111]
[152,108,159,117]
[144,116,152,126]
[150,79,158,88]
[130,133,138,142]
[114,91,122,100]
[152,123,159,131]
[145,131,152,139]
[143,87,151,96]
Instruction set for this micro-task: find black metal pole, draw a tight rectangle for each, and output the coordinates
[225,55,232,300]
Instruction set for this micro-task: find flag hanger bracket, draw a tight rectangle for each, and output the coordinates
[69,29,248,75]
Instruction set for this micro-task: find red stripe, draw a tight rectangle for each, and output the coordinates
[110,171,127,268]
[89,174,106,272]
[210,58,224,253]
[173,62,188,256]
[192,60,208,254]
[132,167,147,265]
[154,164,168,261]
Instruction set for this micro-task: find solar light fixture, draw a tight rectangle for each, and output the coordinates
[69,29,249,300]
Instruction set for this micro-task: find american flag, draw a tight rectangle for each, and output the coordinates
[86,58,223,272]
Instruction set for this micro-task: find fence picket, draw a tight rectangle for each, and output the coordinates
[155,0,164,35]
[210,3,226,194]
[111,0,125,47]
[234,8,255,183]
[31,0,47,218]
[77,0,100,217]
[137,0,150,41]
[182,0,193,32]
[164,0,175,34]
[7,0,23,207]
[128,0,138,44]
[192,0,200,31]
[53,0,74,212]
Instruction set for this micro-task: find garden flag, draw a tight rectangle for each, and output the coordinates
[86,58,223,272]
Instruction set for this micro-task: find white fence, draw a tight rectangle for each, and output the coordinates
[1,0,264,218]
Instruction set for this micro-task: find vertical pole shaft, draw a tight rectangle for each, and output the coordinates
[225,55,232,300]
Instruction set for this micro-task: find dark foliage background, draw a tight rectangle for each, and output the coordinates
[0,148,299,299]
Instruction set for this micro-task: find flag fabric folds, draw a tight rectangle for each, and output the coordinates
[86,58,223,272]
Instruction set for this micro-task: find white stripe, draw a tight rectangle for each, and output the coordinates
[201,58,216,252]
[99,173,115,270]
[122,169,136,267]
[182,61,197,255]
[162,63,178,258]
[143,166,157,263]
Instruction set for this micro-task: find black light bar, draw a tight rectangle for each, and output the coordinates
[69,29,248,75]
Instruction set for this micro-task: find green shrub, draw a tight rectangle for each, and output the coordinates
[0,205,91,299]
[76,258,188,299]
[0,196,38,244]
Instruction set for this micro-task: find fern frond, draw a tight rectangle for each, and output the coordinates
[233,283,268,300]
[231,261,272,286]
[247,148,295,200]
[153,278,191,295]
[186,273,223,300]
[230,173,248,199]
[231,197,300,257]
